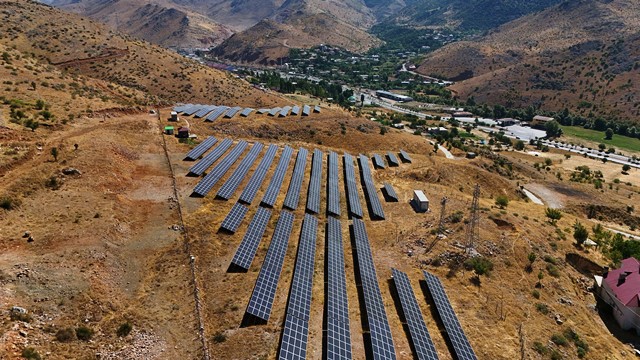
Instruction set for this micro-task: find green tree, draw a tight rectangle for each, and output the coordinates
[545,208,563,225]
[464,257,494,284]
[605,128,614,140]
[598,143,606,151]
[573,221,589,246]
[50,147,58,162]
[495,195,509,208]
[514,140,525,151]
[622,164,631,173]
[545,120,561,138]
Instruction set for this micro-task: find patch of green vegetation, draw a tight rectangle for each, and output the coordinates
[560,125,640,153]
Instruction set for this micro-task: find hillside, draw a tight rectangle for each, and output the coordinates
[383,0,562,31]
[417,0,640,121]
[0,0,282,107]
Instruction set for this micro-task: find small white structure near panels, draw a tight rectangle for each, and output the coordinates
[413,190,429,212]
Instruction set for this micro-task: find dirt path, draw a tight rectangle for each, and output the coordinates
[524,183,564,208]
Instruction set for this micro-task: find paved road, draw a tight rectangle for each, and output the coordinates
[540,140,640,169]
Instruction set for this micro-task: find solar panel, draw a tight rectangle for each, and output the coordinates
[188,138,233,176]
[240,108,254,117]
[291,105,300,115]
[225,106,243,118]
[423,271,477,360]
[239,144,278,204]
[302,105,311,116]
[216,142,264,200]
[173,104,192,113]
[386,152,400,167]
[352,219,396,360]
[220,202,249,233]
[257,108,270,114]
[314,105,321,113]
[184,136,217,161]
[358,155,385,220]
[193,105,217,118]
[283,148,309,210]
[261,146,294,207]
[277,214,318,360]
[382,183,399,202]
[372,154,386,169]
[327,151,341,216]
[268,107,282,116]
[179,104,199,114]
[279,106,291,117]
[392,269,439,360]
[230,206,272,271]
[245,210,295,322]
[183,105,204,116]
[192,140,248,197]
[205,106,229,122]
[326,217,352,360]
[306,149,323,214]
[399,150,412,163]
[343,153,363,219]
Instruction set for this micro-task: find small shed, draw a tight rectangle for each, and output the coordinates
[177,126,190,138]
[164,126,174,135]
[413,190,429,212]
[170,111,179,121]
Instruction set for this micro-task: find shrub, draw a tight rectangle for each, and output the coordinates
[550,349,563,360]
[0,196,18,210]
[55,327,75,342]
[116,322,132,337]
[532,341,547,355]
[10,311,32,323]
[551,333,568,346]
[212,331,227,343]
[547,264,560,277]
[464,257,494,277]
[21,347,41,360]
[536,303,549,315]
[495,195,509,208]
[543,255,558,265]
[531,290,540,299]
[76,326,94,341]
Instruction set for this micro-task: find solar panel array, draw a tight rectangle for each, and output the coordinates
[392,269,439,360]
[386,152,400,167]
[220,202,249,233]
[279,106,291,117]
[194,105,216,118]
[399,150,412,163]
[343,154,364,219]
[372,154,386,169]
[240,108,254,117]
[383,183,399,202]
[217,142,265,200]
[239,144,278,204]
[189,138,233,176]
[184,136,217,161]
[352,219,396,360]
[173,104,191,113]
[278,214,318,360]
[246,211,295,321]
[283,148,309,210]
[192,140,248,196]
[326,217,352,360]
[257,108,270,114]
[261,146,294,207]
[230,207,272,271]
[306,149,323,214]
[269,108,282,116]
[225,106,243,118]
[291,106,300,115]
[423,271,477,360]
[327,151,341,216]
[205,106,229,122]
[183,106,203,116]
[314,105,321,113]
[302,105,311,116]
[358,155,386,220]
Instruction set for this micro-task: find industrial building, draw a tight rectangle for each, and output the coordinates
[375,90,413,102]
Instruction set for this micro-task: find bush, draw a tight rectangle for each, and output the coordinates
[531,290,540,299]
[536,303,549,315]
[21,347,41,360]
[532,341,548,355]
[116,322,132,337]
[495,195,509,208]
[212,331,227,343]
[547,264,560,277]
[55,328,75,342]
[0,196,18,210]
[76,326,94,341]
[464,257,494,277]
[543,255,558,265]
[551,333,568,346]
[550,349,563,360]
[10,311,32,323]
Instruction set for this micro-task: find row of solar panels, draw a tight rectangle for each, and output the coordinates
[229,207,476,360]
[186,137,410,221]
[173,103,321,122]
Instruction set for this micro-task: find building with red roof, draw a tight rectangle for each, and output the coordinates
[595,257,640,333]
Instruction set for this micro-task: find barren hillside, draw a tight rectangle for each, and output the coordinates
[417,0,640,121]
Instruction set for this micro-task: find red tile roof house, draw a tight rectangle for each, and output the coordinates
[595,257,640,333]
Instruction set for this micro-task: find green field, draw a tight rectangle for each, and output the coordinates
[560,125,640,153]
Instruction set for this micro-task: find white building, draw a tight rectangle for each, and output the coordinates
[595,257,640,334]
